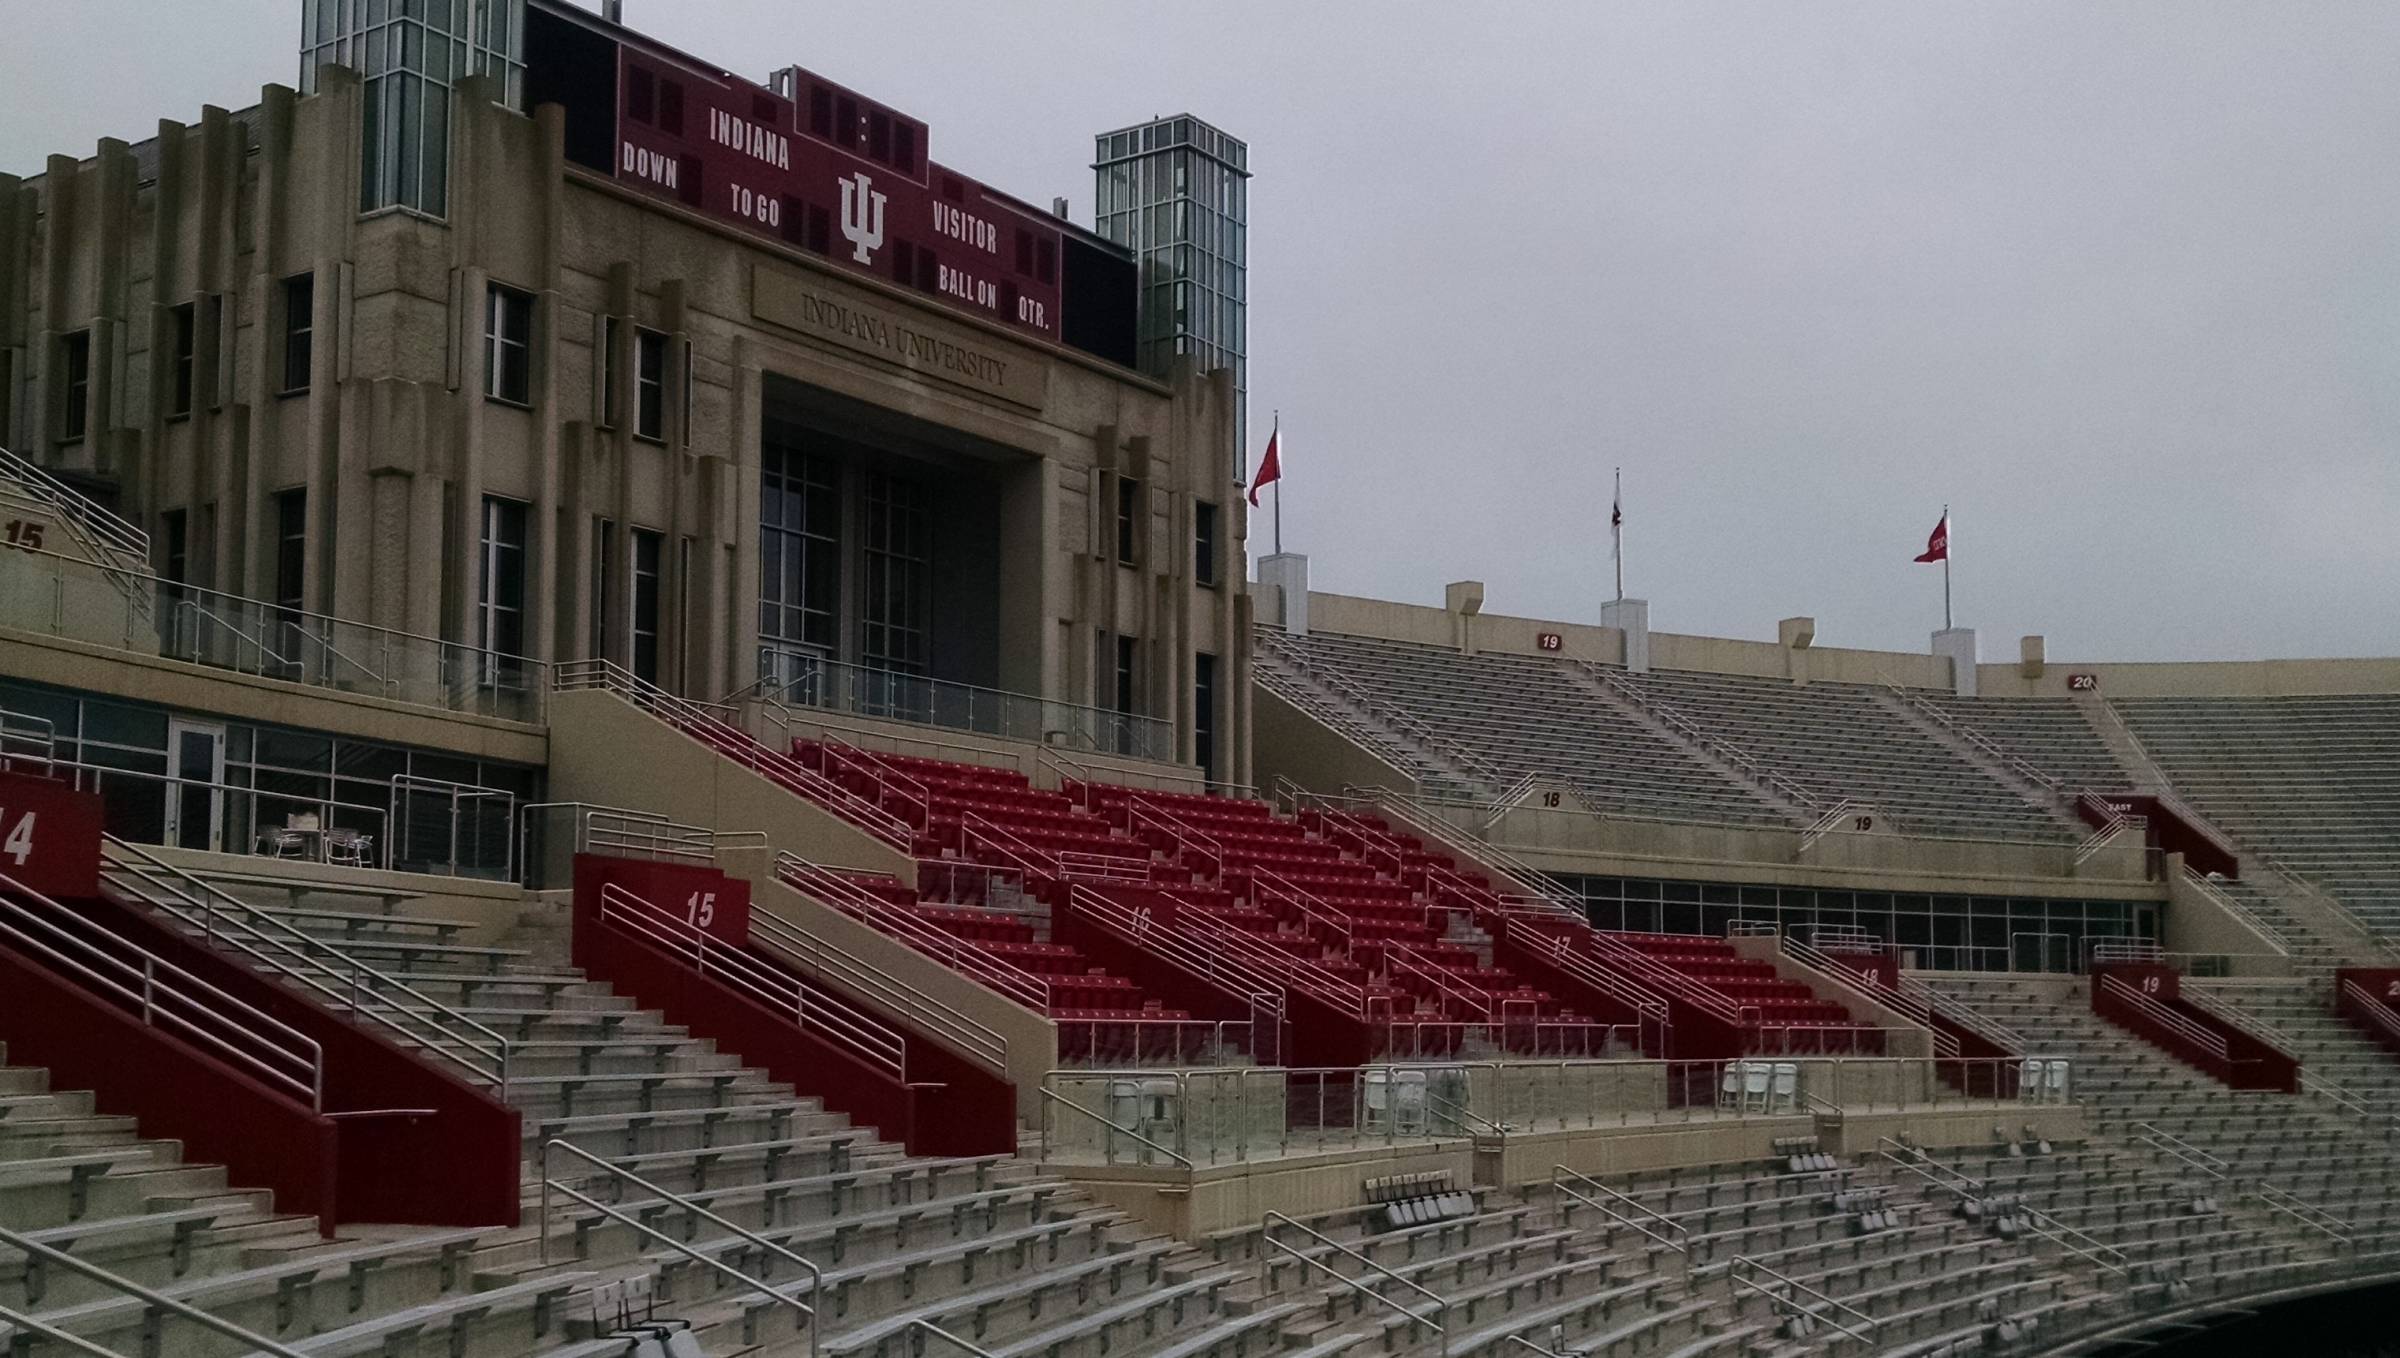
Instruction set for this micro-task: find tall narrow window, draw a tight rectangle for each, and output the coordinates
[861,473,929,686]
[1194,500,1219,586]
[635,328,666,441]
[271,488,307,675]
[168,303,196,418]
[1195,652,1219,783]
[599,316,622,430]
[280,273,314,394]
[58,331,91,443]
[1115,636,1138,715]
[758,424,840,681]
[591,518,615,661]
[273,489,307,612]
[478,496,528,687]
[631,529,664,684]
[1115,476,1141,566]
[484,284,533,405]
[161,509,189,598]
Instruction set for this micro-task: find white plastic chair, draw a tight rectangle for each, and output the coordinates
[1771,1063,1799,1113]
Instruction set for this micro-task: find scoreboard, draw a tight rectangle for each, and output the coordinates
[607,45,1069,343]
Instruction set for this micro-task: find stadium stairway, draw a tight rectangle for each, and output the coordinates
[1922,974,2400,1252]
[2187,977,2400,1122]
[3,851,1316,1358]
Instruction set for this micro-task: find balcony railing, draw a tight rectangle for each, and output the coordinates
[1,542,544,724]
[750,647,1175,764]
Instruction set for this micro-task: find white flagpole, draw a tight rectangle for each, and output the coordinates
[1272,413,1283,557]
[1613,467,1623,602]
[1942,503,1953,630]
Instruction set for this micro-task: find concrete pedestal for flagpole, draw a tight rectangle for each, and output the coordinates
[1932,628,1979,697]
[1602,598,1651,673]
[1259,553,1309,635]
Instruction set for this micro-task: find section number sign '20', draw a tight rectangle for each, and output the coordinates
[612,45,1066,344]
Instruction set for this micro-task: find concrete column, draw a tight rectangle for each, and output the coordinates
[1780,615,1816,686]
[1446,579,1483,654]
[1259,553,1310,634]
[1933,628,1980,697]
[1601,598,1651,673]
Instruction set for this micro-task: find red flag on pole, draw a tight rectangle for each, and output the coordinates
[1248,422,1282,508]
[1913,513,1950,564]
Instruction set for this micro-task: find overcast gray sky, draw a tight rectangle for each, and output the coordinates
[8,2,2396,662]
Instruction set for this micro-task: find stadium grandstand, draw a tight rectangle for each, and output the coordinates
[2,4,2399,1357]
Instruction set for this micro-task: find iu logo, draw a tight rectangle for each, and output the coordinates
[838,171,887,265]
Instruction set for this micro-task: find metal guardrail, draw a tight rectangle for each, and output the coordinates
[539,1137,823,1358]
[0,868,325,1111]
[1260,1210,1449,1358]
[734,645,1176,763]
[1730,1255,1876,1343]
[598,882,907,1080]
[1873,1138,2132,1277]
[99,836,511,1095]
[1593,664,1824,811]
[774,852,1051,1013]
[557,659,913,851]
[2132,1121,2353,1244]
[0,1222,310,1358]
[748,909,1010,1075]
[1551,1164,1689,1255]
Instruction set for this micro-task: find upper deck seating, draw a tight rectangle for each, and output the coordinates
[2114,694,2400,933]
[1626,670,2067,841]
[1918,694,2131,796]
[1256,629,1789,826]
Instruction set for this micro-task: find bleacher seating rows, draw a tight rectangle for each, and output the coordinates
[1255,629,1789,826]
[2114,694,2400,933]
[1919,694,2132,798]
[1622,670,2070,841]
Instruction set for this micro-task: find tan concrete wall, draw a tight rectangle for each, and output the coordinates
[751,702,1210,796]
[545,687,911,881]
[1447,797,2162,901]
[0,623,547,766]
[724,853,1058,1117]
[2163,860,2296,977]
[1978,656,2400,699]
[1062,1141,1480,1240]
[1304,589,2399,698]
[1251,685,1420,800]
[1823,1104,2088,1156]
[1727,935,1938,1058]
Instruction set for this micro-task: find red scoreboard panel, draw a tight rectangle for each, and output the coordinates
[612,46,1065,343]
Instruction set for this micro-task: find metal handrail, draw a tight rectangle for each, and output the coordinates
[389,773,516,881]
[1872,1140,2132,1275]
[1260,1210,1449,1358]
[555,659,912,850]
[1799,798,1876,851]
[539,1138,823,1358]
[1783,937,1959,1058]
[1065,884,1285,1016]
[741,645,1175,761]
[0,870,325,1111]
[2097,975,2231,1063]
[99,836,510,1094]
[1036,1087,1193,1167]
[2132,1121,2351,1244]
[1256,630,1506,790]
[1551,1165,1689,1255]
[747,909,1009,1074]
[0,1221,311,1356]
[597,883,907,1079]
[0,443,148,559]
[1728,1255,1876,1342]
[2342,980,2400,1048]
[815,733,933,832]
[2180,866,2294,953]
[774,853,1052,1012]
[1879,679,2063,797]
[1593,664,1823,810]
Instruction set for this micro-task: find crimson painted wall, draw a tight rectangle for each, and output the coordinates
[2091,962,2298,1092]
[0,774,518,1229]
[570,854,1013,1157]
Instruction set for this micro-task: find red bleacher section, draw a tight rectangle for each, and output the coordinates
[776,738,1884,1064]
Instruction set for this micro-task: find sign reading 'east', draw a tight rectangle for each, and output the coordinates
[611,47,1065,344]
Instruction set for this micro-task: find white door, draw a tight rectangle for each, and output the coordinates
[163,719,227,852]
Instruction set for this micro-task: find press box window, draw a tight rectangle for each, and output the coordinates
[280,273,314,394]
[485,284,533,406]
